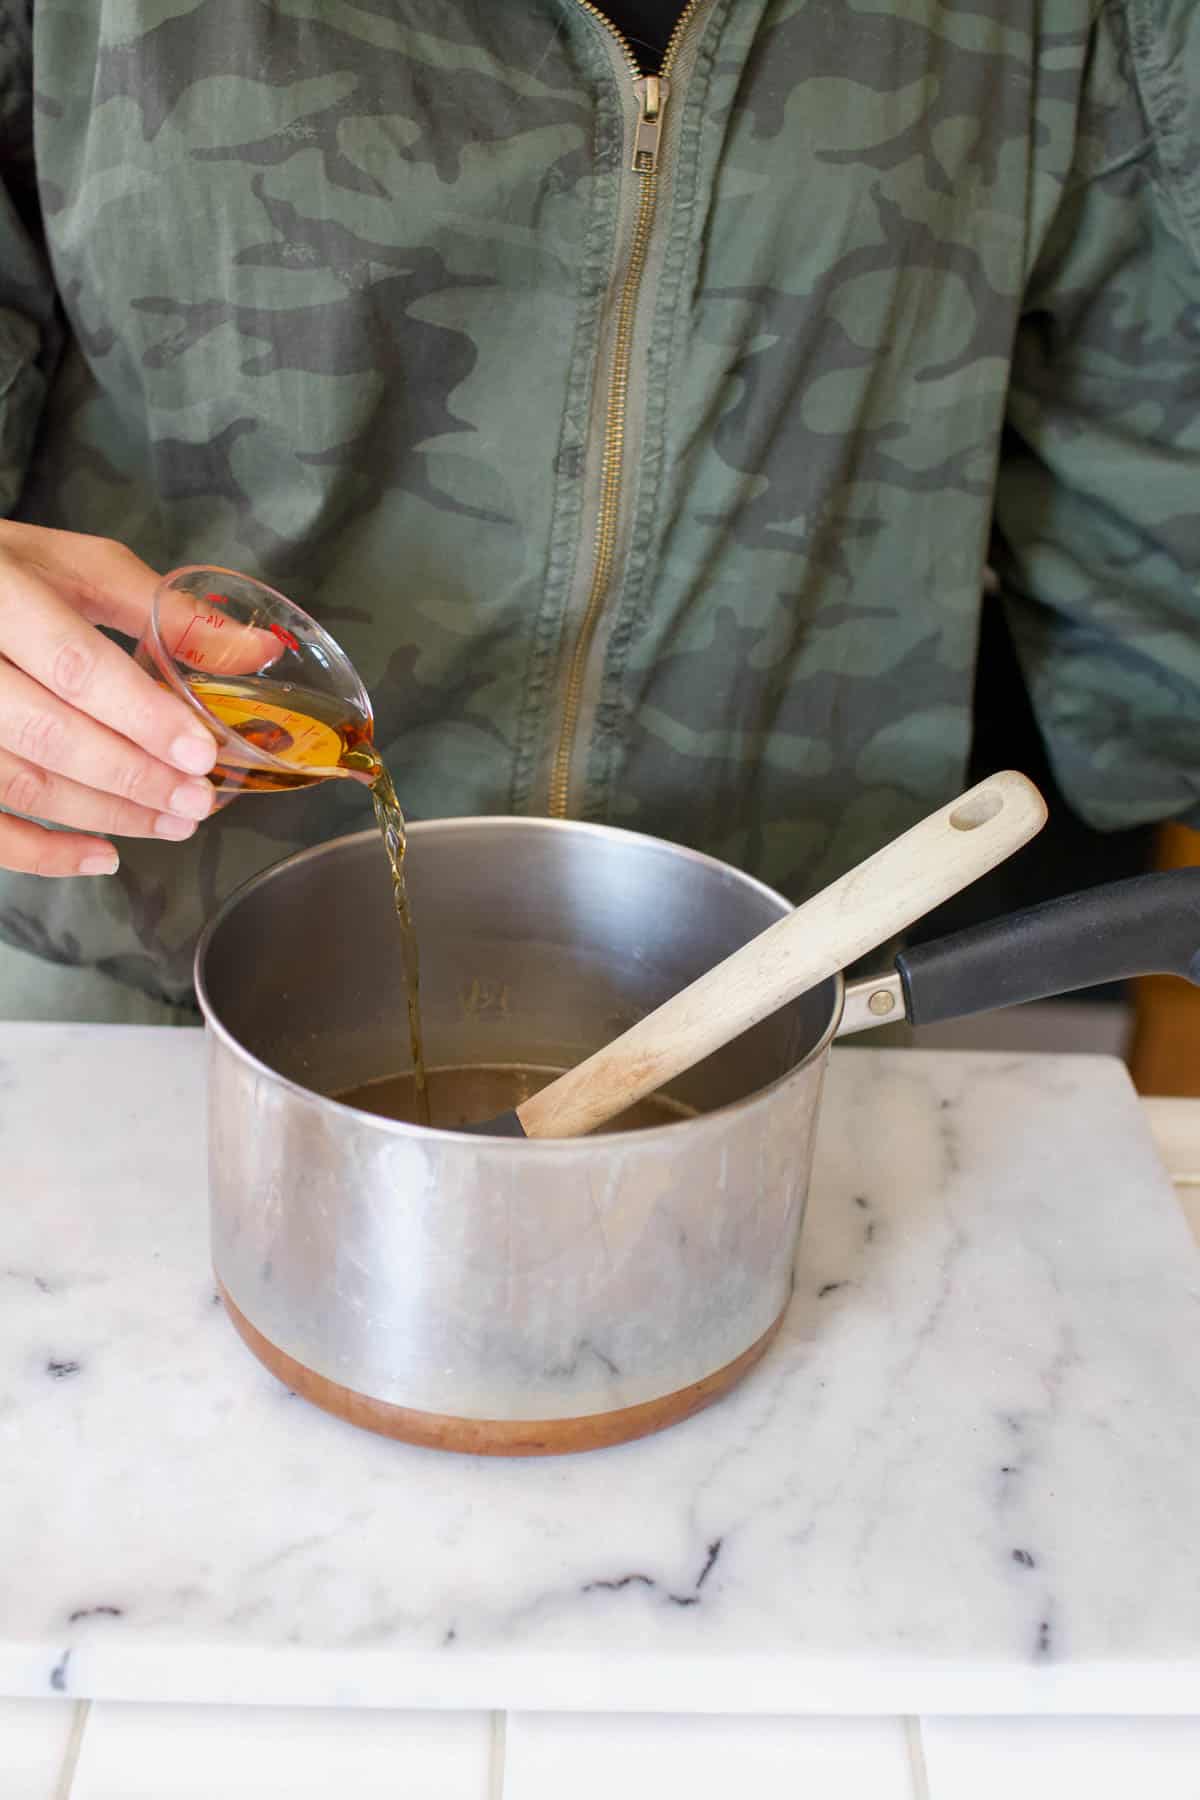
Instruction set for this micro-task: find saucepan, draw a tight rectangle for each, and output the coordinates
[196,795,1199,1456]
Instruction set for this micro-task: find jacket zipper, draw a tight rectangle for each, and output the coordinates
[548,0,701,819]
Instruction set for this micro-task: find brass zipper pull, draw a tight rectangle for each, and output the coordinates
[631,75,671,174]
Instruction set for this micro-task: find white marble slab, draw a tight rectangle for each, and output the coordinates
[1,1028,1198,1715]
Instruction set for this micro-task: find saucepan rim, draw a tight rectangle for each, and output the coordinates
[193,815,845,1150]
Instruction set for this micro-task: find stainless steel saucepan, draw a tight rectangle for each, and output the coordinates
[195,814,1199,1455]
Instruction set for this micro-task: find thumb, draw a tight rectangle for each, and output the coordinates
[23,529,282,678]
[15,525,162,638]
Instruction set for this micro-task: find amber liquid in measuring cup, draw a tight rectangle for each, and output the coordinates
[191,677,431,1127]
[187,677,377,791]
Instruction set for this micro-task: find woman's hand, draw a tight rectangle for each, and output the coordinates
[0,522,219,877]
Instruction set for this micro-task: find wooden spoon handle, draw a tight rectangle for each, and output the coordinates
[516,770,1047,1140]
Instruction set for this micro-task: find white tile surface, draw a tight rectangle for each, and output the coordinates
[1145,1098,1200,1185]
[1,1032,1199,1714]
[1179,1189,1200,1246]
[68,1703,493,1800]
[1144,1099,1200,1245]
[921,1715,1200,1799]
[0,1698,82,1799]
[503,1714,915,1800]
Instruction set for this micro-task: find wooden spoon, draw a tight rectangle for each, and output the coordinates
[463,770,1048,1140]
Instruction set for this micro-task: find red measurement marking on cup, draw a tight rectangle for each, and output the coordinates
[173,601,224,665]
[172,616,199,661]
[269,622,300,652]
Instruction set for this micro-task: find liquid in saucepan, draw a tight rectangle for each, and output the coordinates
[335,1064,695,1134]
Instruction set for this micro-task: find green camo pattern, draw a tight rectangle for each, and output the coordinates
[0,0,1197,1006]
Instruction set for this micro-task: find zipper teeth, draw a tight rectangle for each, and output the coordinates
[572,0,697,79]
[548,168,656,817]
[660,3,700,77]
[548,0,700,819]
[572,0,641,78]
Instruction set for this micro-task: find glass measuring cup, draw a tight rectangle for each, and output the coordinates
[134,566,380,797]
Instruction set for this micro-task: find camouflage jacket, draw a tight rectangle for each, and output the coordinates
[0,0,1197,1007]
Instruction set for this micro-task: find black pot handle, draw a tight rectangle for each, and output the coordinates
[892,869,1200,1028]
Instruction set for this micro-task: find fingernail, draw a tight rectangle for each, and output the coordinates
[154,813,198,841]
[80,851,120,877]
[168,781,214,821]
[171,732,217,775]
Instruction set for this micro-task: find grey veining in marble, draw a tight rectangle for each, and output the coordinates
[1,1027,1198,1713]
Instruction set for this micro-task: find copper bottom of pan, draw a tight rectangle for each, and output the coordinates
[218,1280,786,1458]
